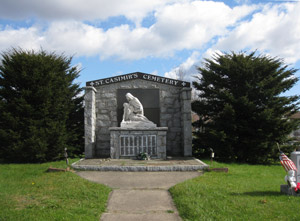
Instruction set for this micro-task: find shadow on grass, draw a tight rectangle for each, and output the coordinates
[231,191,283,197]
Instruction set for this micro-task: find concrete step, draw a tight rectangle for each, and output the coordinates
[72,157,209,172]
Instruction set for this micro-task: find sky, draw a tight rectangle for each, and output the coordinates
[0,0,300,96]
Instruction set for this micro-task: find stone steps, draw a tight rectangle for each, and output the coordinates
[72,157,209,172]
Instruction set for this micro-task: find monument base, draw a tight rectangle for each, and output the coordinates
[109,127,168,159]
[120,120,157,129]
[280,184,300,196]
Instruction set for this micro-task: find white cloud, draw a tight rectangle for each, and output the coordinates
[152,2,256,50]
[44,21,106,56]
[98,1,256,59]
[202,48,224,61]
[151,70,159,75]
[0,21,105,56]
[0,0,299,68]
[99,25,161,60]
[0,26,43,51]
[165,51,201,81]
[0,1,256,60]
[0,0,178,25]
[165,1,300,82]
[214,2,300,63]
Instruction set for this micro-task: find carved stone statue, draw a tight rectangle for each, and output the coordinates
[121,93,156,128]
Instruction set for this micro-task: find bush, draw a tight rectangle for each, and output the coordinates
[192,51,300,164]
[0,48,84,162]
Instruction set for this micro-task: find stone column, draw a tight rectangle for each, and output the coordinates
[84,86,97,158]
[180,88,192,156]
[109,129,120,159]
[157,129,168,159]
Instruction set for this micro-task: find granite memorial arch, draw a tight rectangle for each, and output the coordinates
[84,72,192,159]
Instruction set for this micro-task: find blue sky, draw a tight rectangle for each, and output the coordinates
[0,0,300,96]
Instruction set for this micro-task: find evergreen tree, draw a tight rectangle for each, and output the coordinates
[192,51,300,164]
[0,48,83,163]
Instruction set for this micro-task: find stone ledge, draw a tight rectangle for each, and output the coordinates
[109,127,168,131]
[71,157,209,172]
[72,164,208,172]
[181,87,192,92]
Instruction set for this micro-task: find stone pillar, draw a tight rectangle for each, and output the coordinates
[157,129,168,159]
[291,151,300,183]
[180,88,192,156]
[110,129,120,159]
[84,86,97,158]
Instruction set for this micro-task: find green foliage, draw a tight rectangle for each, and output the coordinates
[137,152,150,160]
[0,48,84,163]
[170,160,300,221]
[0,159,111,221]
[192,51,300,164]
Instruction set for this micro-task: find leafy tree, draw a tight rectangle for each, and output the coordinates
[192,51,300,164]
[0,48,84,163]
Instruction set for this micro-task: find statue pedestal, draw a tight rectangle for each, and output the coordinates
[120,121,157,129]
[109,127,168,159]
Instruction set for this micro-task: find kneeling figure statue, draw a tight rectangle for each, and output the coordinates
[121,93,156,128]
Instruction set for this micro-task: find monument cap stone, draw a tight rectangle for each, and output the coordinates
[86,72,191,88]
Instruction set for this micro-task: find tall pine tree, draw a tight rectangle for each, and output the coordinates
[0,48,83,163]
[192,51,300,164]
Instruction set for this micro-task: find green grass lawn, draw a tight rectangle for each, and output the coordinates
[0,159,111,221]
[170,160,300,221]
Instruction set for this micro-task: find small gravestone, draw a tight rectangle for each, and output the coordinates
[280,151,300,196]
[290,151,300,184]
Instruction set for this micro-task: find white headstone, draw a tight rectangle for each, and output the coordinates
[290,151,300,183]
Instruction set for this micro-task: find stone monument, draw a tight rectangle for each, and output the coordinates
[84,72,192,159]
[110,92,167,159]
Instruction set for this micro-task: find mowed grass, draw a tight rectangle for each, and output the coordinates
[170,160,300,221]
[0,159,111,221]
